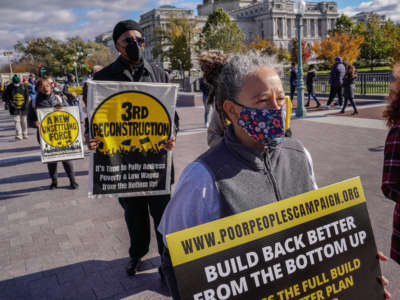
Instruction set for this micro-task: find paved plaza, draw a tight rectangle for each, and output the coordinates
[0,99,399,299]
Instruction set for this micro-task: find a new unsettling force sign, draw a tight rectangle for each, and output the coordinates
[167,177,384,300]
[87,81,178,198]
[37,106,84,163]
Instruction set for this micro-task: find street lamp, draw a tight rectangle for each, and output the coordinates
[74,50,84,84]
[295,0,306,117]
[3,51,13,74]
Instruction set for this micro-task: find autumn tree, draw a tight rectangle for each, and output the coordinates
[312,32,364,65]
[152,14,196,71]
[290,38,312,64]
[199,8,244,53]
[245,35,270,51]
[245,36,290,62]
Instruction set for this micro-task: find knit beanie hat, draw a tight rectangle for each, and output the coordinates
[112,20,144,44]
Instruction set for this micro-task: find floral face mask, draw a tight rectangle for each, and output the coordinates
[236,103,286,147]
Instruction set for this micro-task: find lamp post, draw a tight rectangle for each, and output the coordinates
[295,0,306,118]
[3,51,13,74]
[74,49,84,84]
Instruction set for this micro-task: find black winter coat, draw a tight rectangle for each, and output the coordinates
[4,84,29,115]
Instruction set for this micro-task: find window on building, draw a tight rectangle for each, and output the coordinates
[303,19,308,37]
[287,19,292,38]
[261,30,264,39]
[310,19,315,37]
[318,19,322,37]
[331,19,336,30]
[277,18,283,38]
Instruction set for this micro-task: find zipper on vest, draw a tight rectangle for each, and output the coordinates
[263,150,282,201]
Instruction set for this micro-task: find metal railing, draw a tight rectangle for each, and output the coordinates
[282,71,394,99]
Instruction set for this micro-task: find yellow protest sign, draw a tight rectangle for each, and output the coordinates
[68,86,83,95]
[37,106,84,163]
[91,91,171,155]
[40,110,79,148]
[167,177,383,300]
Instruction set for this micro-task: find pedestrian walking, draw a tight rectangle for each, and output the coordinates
[88,20,179,279]
[305,64,320,108]
[290,62,297,101]
[34,77,79,190]
[199,77,210,126]
[4,75,29,140]
[324,57,345,109]
[28,74,37,107]
[382,66,400,265]
[340,64,358,115]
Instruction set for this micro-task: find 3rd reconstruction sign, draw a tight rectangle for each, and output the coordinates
[87,83,178,198]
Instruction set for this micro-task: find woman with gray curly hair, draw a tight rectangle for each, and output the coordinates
[158,52,318,298]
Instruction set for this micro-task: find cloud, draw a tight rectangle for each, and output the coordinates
[0,0,156,62]
[340,0,400,21]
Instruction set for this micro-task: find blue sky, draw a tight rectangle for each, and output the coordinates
[0,0,399,66]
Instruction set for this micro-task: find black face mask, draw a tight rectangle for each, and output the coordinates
[125,38,142,62]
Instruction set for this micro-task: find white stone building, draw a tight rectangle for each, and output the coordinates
[198,0,339,49]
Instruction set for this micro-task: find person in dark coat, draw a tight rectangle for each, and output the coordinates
[34,78,78,190]
[199,77,210,126]
[289,62,297,101]
[324,56,345,108]
[88,20,179,279]
[4,75,29,139]
[305,64,320,108]
[340,64,358,115]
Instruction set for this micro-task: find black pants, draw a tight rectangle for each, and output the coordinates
[47,161,75,183]
[290,85,296,101]
[326,85,343,106]
[342,84,358,113]
[119,194,170,259]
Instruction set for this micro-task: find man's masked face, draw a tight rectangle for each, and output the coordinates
[116,30,145,64]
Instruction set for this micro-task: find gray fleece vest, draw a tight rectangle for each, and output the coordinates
[197,127,315,217]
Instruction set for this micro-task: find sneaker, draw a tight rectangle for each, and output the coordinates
[305,103,310,107]
[315,103,321,108]
[49,181,58,190]
[322,104,330,109]
[351,111,359,115]
[70,181,79,189]
[126,257,141,276]
[15,136,23,140]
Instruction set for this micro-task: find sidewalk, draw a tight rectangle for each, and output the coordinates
[0,101,399,299]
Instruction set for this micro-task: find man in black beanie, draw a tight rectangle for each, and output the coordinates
[91,20,179,279]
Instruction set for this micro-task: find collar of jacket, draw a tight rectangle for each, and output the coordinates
[116,56,154,81]
[223,125,271,171]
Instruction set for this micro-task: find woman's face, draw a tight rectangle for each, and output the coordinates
[39,79,52,95]
[237,67,285,109]
[223,66,285,147]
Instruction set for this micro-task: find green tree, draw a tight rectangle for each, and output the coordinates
[152,14,196,71]
[331,14,354,35]
[359,14,392,69]
[14,37,110,77]
[199,8,244,53]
